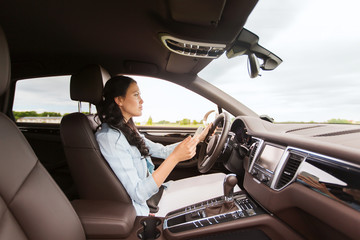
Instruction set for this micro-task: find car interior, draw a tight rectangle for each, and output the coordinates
[1,0,360,240]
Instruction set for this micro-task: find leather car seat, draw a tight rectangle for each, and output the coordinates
[60,65,132,204]
[0,26,86,240]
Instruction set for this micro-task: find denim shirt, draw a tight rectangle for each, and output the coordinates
[95,123,178,216]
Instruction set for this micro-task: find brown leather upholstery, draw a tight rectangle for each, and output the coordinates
[0,25,86,240]
[0,27,10,95]
[71,199,136,238]
[61,113,131,203]
[60,65,132,204]
[70,64,110,105]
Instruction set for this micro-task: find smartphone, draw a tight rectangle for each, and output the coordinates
[193,126,204,137]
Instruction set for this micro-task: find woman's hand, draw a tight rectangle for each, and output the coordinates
[170,136,198,163]
[153,136,200,187]
[197,123,213,142]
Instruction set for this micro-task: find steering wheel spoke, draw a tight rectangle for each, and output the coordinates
[200,156,211,167]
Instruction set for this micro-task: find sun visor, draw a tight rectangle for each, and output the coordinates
[166,53,210,74]
[169,0,226,27]
[123,61,159,75]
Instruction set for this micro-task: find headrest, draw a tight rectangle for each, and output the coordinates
[70,64,111,105]
[0,26,10,96]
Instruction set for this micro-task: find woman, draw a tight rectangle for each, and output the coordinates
[95,76,213,216]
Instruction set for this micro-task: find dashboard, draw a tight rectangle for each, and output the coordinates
[225,116,360,239]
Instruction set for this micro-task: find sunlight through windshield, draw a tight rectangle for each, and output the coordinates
[199,0,360,124]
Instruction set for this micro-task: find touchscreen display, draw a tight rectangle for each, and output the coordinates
[256,145,284,172]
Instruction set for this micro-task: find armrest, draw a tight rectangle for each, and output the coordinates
[72,200,136,239]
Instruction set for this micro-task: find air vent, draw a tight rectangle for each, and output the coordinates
[276,153,303,189]
[249,141,259,162]
[160,34,225,59]
[248,140,261,168]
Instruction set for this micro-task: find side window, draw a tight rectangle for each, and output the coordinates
[12,75,225,125]
[13,76,77,123]
[132,76,219,127]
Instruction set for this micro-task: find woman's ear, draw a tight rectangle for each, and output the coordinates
[114,96,123,107]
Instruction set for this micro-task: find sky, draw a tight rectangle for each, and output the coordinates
[13,0,360,123]
[200,0,360,122]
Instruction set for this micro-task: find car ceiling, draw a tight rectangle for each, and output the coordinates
[0,0,258,80]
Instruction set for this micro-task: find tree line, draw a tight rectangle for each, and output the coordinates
[13,111,358,125]
[13,111,62,121]
[144,116,203,126]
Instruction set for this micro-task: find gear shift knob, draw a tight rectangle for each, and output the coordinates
[223,174,238,202]
[205,174,239,217]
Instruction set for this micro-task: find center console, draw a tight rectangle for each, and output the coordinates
[160,173,303,240]
[249,139,286,188]
[163,174,266,238]
[134,174,272,240]
[163,191,265,233]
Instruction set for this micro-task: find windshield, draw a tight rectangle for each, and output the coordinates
[199,0,360,124]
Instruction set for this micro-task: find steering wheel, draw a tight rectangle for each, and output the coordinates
[197,112,231,173]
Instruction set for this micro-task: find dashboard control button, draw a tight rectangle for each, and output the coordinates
[259,173,269,183]
[246,209,256,216]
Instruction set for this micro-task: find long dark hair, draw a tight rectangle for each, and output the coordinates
[97,76,149,157]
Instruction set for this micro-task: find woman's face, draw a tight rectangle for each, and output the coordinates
[114,82,143,121]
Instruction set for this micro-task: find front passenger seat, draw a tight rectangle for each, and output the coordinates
[0,26,86,240]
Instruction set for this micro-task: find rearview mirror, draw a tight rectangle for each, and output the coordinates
[247,53,260,78]
[226,28,282,77]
